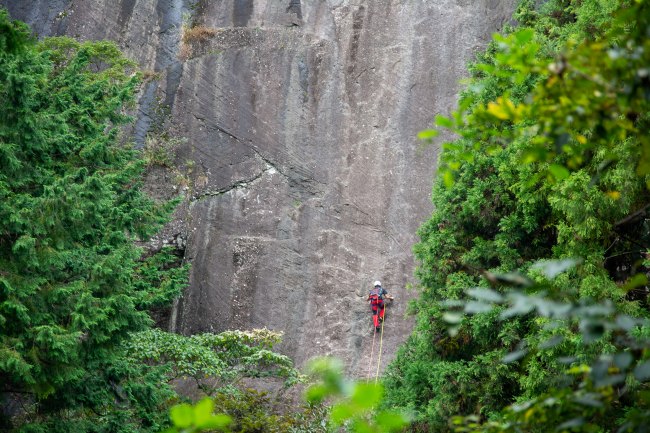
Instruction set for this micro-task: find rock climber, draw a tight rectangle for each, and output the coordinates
[368,280,394,332]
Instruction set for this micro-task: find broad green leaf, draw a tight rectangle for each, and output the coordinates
[596,373,626,387]
[435,114,454,128]
[442,169,454,187]
[502,349,528,363]
[567,364,590,374]
[170,403,194,428]
[491,272,534,287]
[305,384,329,403]
[417,129,438,140]
[637,139,650,175]
[466,287,503,303]
[486,99,511,120]
[558,417,586,429]
[350,419,374,433]
[441,299,465,308]
[534,298,571,318]
[581,320,605,343]
[330,403,355,425]
[530,258,579,279]
[554,132,570,153]
[616,315,638,331]
[193,398,214,427]
[515,28,535,45]
[634,361,650,381]
[500,302,534,319]
[573,394,603,408]
[199,414,231,430]
[590,360,609,382]
[623,273,648,292]
[351,382,382,409]
[375,410,410,430]
[539,335,564,349]
[464,300,493,314]
[442,312,463,324]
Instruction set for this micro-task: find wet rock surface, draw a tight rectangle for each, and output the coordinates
[2,0,516,377]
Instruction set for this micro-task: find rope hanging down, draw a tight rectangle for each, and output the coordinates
[375,317,385,383]
[368,299,391,382]
[367,325,377,381]
[367,314,386,383]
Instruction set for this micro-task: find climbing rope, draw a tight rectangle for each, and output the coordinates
[367,323,377,381]
[375,310,386,383]
[367,301,390,382]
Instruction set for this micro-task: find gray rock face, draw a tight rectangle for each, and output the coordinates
[2,0,516,376]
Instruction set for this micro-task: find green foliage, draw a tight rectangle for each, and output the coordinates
[0,9,31,54]
[0,11,187,432]
[165,398,231,433]
[125,328,302,394]
[0,11,324,433]
[143,133,187,168]
[134,248,190,310]
[447,260,650,432]
[434,0,650,185]
[164,389,328,433]
[305,357,409,433]
[385,0,650,431]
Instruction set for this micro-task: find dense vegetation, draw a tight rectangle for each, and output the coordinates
[0,11,182,432]
[384,0,650,432]
[5,1,650,432]
[0,10,305,433]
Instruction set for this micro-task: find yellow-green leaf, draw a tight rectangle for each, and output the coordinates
[417,129,438,140]
[170,403,194,428]
[435,114,454,128]
[486,100,510,120]
[193,398,214,427]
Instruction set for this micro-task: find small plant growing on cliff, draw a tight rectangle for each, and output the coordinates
[143,132,187,167]
[179,11,219,61]
[142,68,161,82]
[182,25,219,44]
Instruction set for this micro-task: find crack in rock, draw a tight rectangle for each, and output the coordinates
[190,162,277,201]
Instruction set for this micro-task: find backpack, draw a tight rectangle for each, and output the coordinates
[369,287,384,306]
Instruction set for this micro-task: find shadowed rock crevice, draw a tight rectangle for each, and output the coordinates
[118,0,136,26]
[346,5,365,76]
[233,0,253,27]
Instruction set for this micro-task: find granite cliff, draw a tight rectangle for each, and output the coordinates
[2,0,516,377]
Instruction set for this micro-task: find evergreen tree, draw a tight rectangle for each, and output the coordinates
[0,9,186,432]
[384,1,650,431]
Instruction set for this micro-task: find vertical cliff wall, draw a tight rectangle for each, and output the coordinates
[2,0,516,377]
